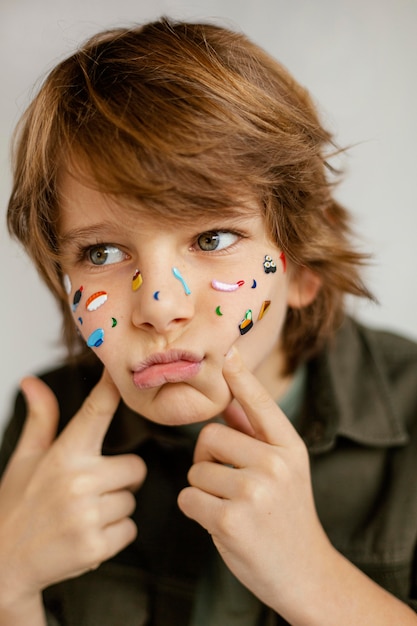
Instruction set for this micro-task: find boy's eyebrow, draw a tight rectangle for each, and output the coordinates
[59,223,122,246]
[59,209,259,248]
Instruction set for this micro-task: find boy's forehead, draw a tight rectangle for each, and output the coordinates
[58,169,261,235]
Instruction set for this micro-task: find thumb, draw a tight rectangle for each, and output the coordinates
[58,368,121,455]
[14,377,60,459]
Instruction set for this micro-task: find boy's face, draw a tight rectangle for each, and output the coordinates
[58,174,309,425]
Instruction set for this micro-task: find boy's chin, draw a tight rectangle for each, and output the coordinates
[121,379,233,427]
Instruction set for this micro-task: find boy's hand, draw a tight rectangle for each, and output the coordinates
[0,370,146,609]
[178,347,331,616]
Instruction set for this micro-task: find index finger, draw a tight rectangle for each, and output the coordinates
[222,346,299,447]
[58,368,121,455]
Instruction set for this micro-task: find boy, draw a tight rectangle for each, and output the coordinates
[1,16,417,626]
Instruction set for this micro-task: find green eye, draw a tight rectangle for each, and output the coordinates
[197,231,239,251]
[89,245,126,265]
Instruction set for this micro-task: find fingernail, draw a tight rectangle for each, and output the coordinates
[224,345,241,370]
[20,377,34,404]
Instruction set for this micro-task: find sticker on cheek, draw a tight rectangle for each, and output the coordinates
[215,305,223,316]
[172,267,191,295]
[111,317,118,327]
[86,291,108,311]
[251,279,257,289]
[239,309,253,335]
[280,252,287,273]
[257,300,271,320]
[263,255,277,274]
[86,328,104,348]
[63,274,72,295]
[132,270,143,291]
[72,286,84,312]
[211,279,245,292]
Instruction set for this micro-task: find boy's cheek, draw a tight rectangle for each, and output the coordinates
[208,256,286,348]
[62,250,286,353]
[64,277,120,350]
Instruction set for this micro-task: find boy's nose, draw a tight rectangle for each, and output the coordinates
[130,265,195,334]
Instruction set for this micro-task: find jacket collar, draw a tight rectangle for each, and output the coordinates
[102,402,194,455]
[304,317,409,453]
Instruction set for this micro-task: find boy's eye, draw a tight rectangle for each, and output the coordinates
[88,245,127,266]
[197,231,239,252]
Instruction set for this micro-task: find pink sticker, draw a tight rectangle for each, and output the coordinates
[211,279,245,292]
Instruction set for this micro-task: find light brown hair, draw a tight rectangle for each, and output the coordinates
[7,17,372,372]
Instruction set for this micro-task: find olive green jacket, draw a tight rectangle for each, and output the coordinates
[1,317,417,625]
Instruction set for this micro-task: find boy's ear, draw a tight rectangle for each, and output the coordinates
[287,267,321,309]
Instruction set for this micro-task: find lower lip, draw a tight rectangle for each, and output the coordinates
[132,360,203,390]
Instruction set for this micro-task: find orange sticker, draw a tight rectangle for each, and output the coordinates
[86,291,108,311]
[258,300,271,320]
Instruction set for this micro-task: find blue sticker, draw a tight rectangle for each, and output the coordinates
[172,267,191,295]
[87,328,104,348]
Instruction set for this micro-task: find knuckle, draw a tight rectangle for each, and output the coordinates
[128,454,147,481]
[78,504,101,529]
[198,422,224,447]
[239,474,261,502]
[81,394,101,420]
[59,513,104,568]
[78,531,107,565]
[67,472,95,498]
[217,502,239,540]
[291,438,310,469]
[122,518,138,545]
[124,491,137,516]
[251,386,274,413]
[242,474,270,507]
[105,518,138,560]
[262,451,283,477]
[63,500,100,536]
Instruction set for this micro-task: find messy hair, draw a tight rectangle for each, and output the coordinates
[7,17,372,372]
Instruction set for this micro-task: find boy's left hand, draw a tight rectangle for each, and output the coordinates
[178,346,332,615]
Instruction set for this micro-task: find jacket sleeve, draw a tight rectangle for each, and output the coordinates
[0,389,26,478]
[42,562,150,626]
[45,610,63,626]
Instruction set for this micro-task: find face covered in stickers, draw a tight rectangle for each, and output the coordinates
[59,175,306,426]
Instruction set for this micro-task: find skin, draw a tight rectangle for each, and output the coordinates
[0,175,416,625]
[57,175,310,424]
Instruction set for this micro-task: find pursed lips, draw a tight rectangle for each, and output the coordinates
[131,350,204,389]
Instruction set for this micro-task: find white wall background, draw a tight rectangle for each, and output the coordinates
[1,0,416,433]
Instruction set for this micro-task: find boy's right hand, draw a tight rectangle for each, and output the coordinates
[0,369,146,610]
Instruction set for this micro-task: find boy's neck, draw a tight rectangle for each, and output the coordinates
[253,346,293,403]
